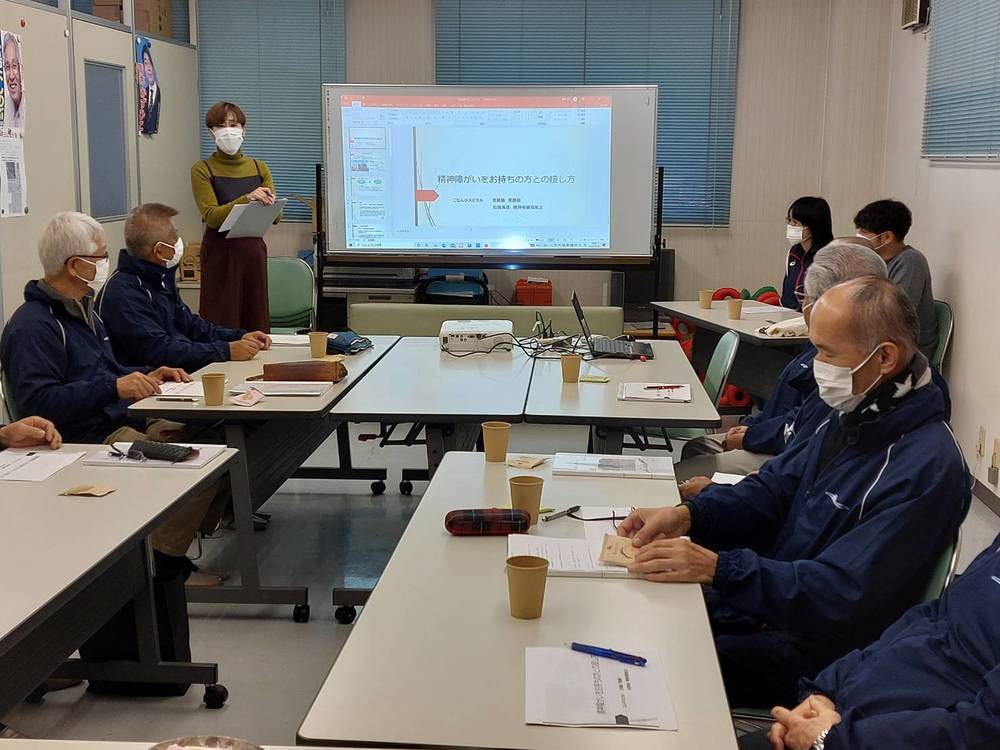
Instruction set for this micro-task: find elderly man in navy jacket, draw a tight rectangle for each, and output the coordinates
[0,212,225,579]
[676,241,888,490]
[738,533,1000,750]
[98,202,270,372]
[618,276,970,708]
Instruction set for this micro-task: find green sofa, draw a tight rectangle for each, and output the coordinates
[348,303,624,338]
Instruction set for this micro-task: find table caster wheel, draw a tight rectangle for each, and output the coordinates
[335,605,357,624]
[293,603,311,623]
[399,480,414,496]
[203,683,228,709]
[370,480,386,496]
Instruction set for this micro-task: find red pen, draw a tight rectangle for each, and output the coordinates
[644,384,682,391]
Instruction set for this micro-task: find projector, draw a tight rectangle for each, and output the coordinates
[439,320,515,353]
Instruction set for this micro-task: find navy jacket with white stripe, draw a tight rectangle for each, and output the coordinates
[97,249,244,372]
[802,532,1000,749]
[690,372,970,666]
[0,280,144,443]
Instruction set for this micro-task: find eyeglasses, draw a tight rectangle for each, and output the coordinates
[108,444,147,462]
[566,510,631,529]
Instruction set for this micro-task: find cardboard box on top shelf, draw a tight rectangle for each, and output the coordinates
[135,0,173,37]
[91,0,124,23]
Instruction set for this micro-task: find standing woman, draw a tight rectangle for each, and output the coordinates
[191,101,279,332]
[781,196,833,311]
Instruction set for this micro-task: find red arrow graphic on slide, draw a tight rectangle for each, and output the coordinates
[415,189,440,202]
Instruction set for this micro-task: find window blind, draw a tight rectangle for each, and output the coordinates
[436,0,740,226]
[923,0,1000,159]
[198,0,345,221]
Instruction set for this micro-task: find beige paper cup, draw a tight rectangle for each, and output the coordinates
[560,354,582,383]
[202,373,225,406]
[481,421,511,462]
[506,555,549,619]
[727,298,743,320]
[509,475,544,525]
[699,289,713,309]
[309,331,329,358]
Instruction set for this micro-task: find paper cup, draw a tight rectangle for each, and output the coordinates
[506,555,549,619]
[560,354,582,383]
[309,331,329,358]
[481,421,511,462]
[202,373,225,406]
[727,298,743,320]
[699,289,713,309]
[509,475,544,525]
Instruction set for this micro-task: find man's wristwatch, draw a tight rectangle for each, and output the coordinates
[811,727,831,750]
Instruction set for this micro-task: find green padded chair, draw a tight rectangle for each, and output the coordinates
[665,329,741,443]
[268,257,316,334]
[1,368,19,422]
[622,329,739,452]
[731,530,961,728]
[931,300,954,371]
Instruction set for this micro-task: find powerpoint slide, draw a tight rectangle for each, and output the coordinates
[339,94,613,251]
[414,127,595,229]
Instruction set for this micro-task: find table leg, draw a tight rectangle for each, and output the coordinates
[48,542,219,689]
[185,424,308,612]
[291,421,388,486]
[592,426,625,455]
[425,423,481,479]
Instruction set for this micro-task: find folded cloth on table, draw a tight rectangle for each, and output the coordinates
[759,316,807,338]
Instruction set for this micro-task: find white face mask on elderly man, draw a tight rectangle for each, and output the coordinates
[72,256,110,294]
[813,344,885,413]
[156,237,185,268]
[213,126,244,156]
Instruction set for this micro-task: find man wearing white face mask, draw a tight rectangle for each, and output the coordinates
[616,276,969,710]
[0,211,190,445]
[97,203,271,371]
[191,100,279,332]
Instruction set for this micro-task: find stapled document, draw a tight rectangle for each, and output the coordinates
[525,647,676,730]
[0,449,85,482]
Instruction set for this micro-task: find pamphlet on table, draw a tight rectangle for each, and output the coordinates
[553,453,674,480]
[525,647,676,730]
[0,449,85,482]
[617,382,692,403]
[83,443,226,470]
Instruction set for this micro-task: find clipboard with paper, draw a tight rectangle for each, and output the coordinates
[219,198,287,238]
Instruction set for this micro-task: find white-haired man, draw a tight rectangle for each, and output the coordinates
[0,212,224,584]
[676,241,889,492]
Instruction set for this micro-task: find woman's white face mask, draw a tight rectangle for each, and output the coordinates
[813,344,885,413]
[213,126,244,155]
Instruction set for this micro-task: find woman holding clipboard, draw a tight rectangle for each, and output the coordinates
[191,101,280,331]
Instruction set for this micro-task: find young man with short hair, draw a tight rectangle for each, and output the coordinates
[854,199,938,359]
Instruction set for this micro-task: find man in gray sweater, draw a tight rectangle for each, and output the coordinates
[854,199,939,359]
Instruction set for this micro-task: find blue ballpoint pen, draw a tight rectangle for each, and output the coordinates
[570,642,647,667]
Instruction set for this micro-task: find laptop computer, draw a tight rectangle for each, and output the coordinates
[571,291,654,360]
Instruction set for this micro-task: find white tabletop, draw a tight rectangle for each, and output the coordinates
[652,300,807,345]
[525,341,721,428]
[128,336,400,420]
[299,452,736,750]
[0,444,237,645]
[330,336,535,423]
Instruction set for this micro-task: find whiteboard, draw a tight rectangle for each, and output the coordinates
[322,84,657,262]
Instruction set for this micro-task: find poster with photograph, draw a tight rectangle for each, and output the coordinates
[0,29,27,218]
[136,36,161,135]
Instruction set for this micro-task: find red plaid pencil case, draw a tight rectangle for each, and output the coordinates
[445,509,530,536]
